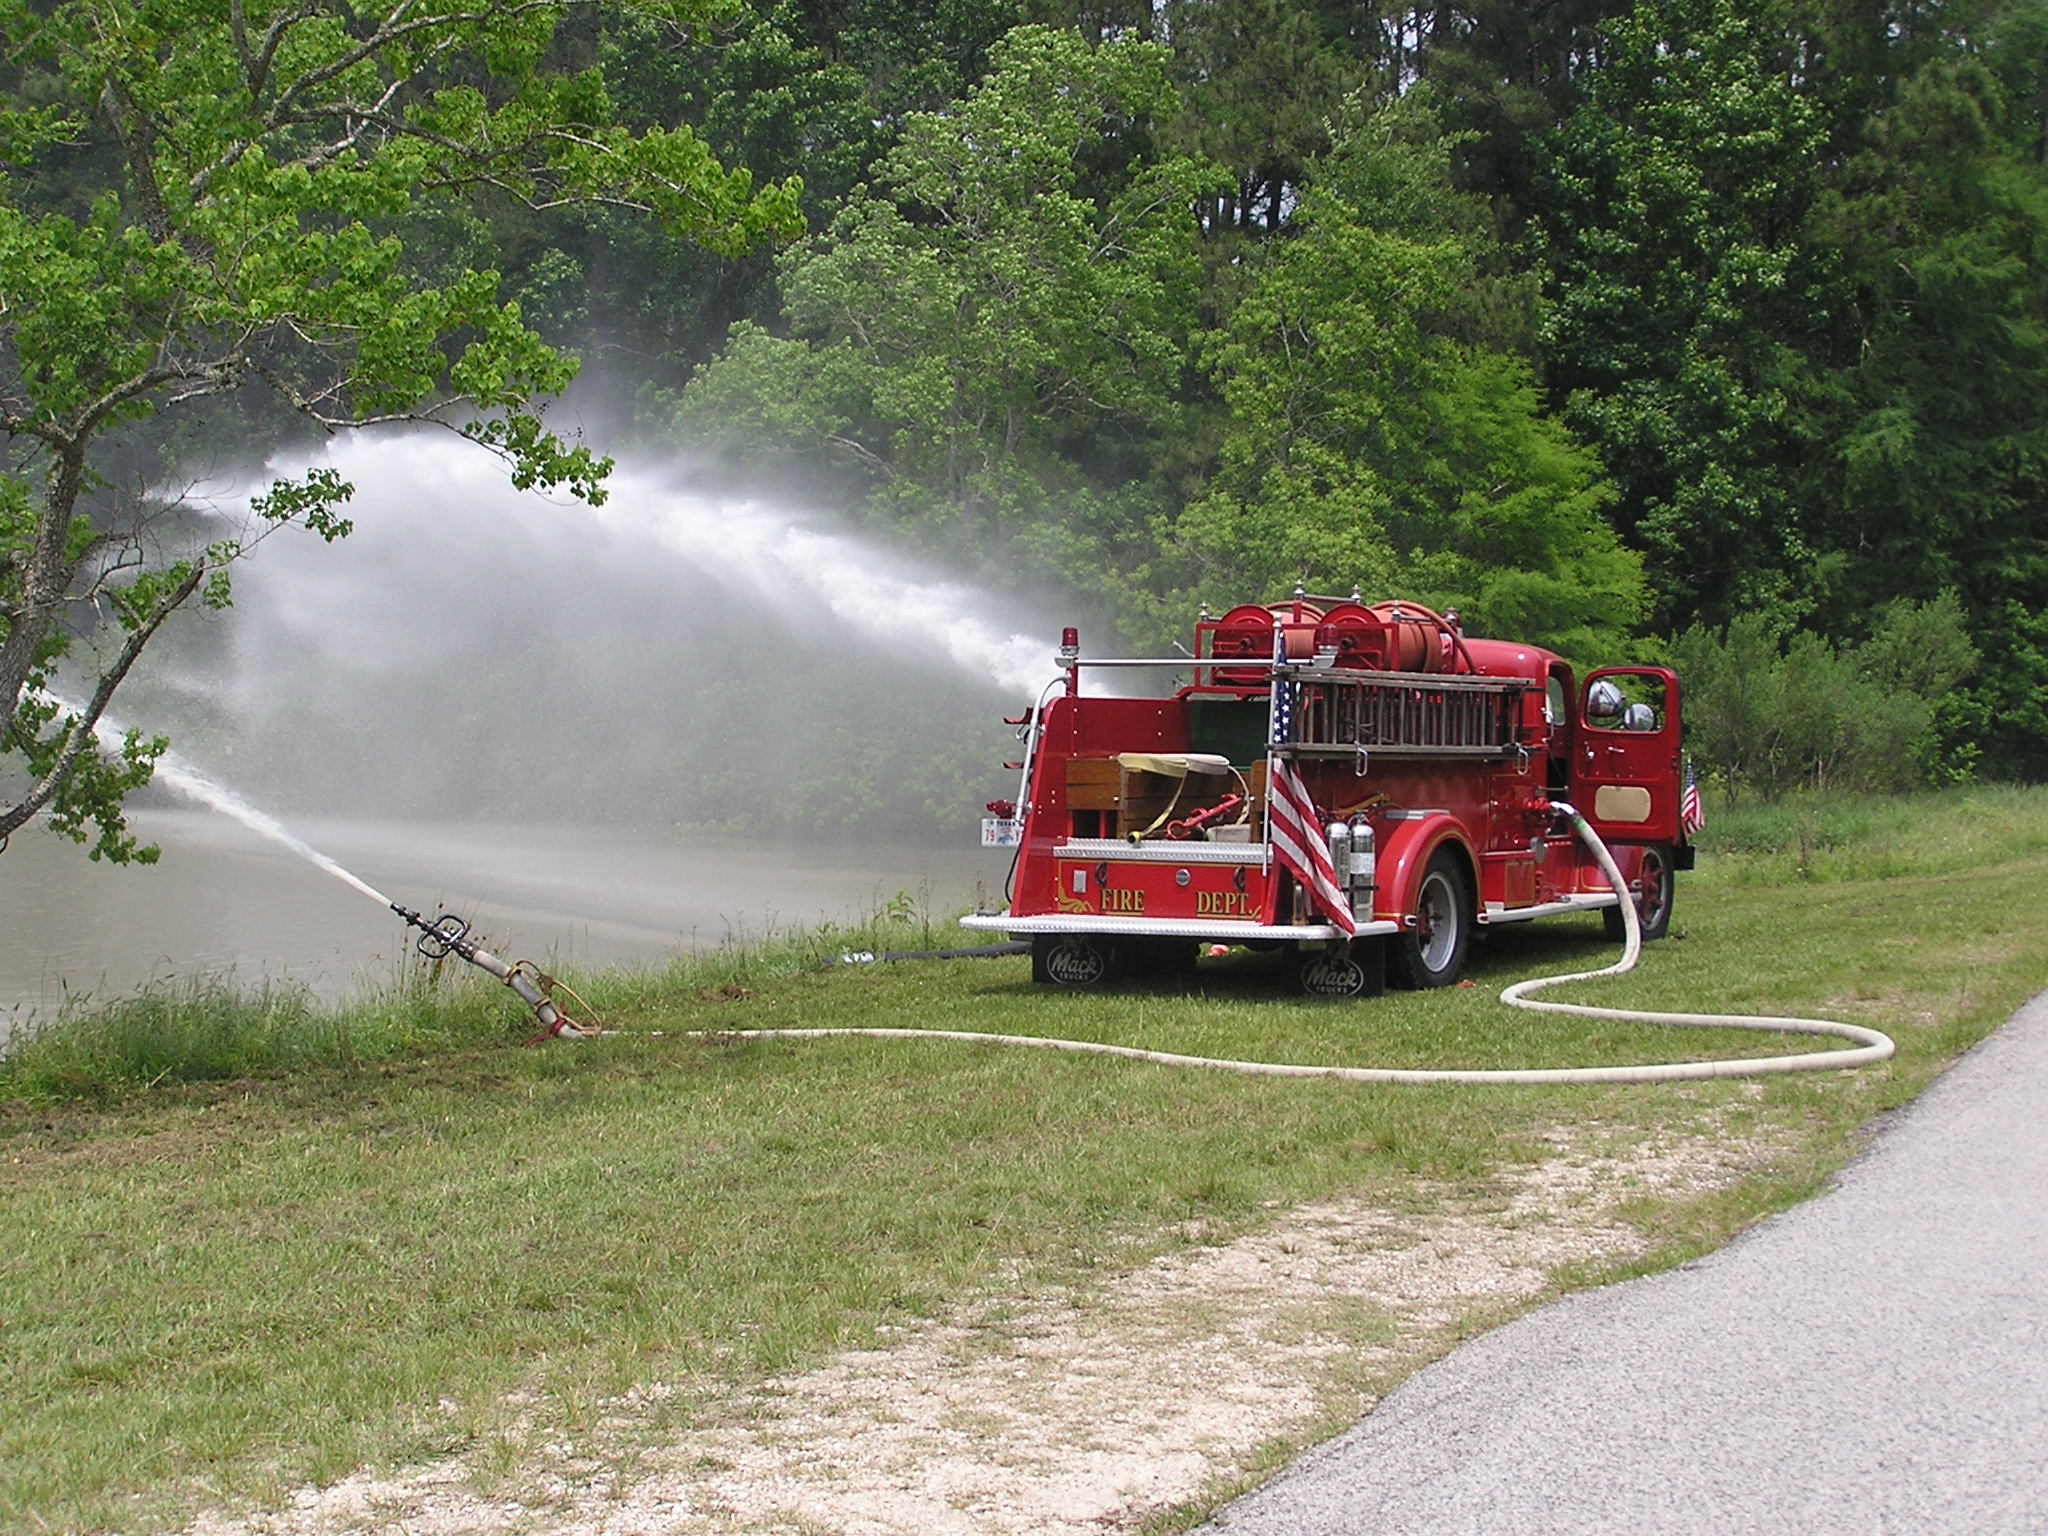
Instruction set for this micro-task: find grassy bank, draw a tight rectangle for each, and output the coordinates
[0,902,969,1105]
[4,785,2046,1532]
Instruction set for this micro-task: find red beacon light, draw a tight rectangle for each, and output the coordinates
[1058,626,1081,666]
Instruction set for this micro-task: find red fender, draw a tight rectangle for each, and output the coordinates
[1371,814,1477,928]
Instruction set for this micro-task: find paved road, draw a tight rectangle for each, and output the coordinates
[1202,990,2048,1536]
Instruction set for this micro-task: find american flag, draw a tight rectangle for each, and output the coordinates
[1267,626,1356,935]
[1268,624,1293,744]
[1680,755,1705,836]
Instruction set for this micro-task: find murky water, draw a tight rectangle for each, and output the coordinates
[0,811,1012,1034]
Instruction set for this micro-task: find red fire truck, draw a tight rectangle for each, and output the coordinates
[961,595,1696,996]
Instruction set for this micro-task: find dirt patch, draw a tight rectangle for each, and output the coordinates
[189,1128,1768,1536]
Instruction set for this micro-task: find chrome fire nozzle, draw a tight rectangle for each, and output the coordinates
[390,903,598,1041]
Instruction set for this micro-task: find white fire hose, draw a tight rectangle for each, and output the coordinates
[705,808,1895,1085]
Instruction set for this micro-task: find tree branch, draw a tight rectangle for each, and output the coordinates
[0,558,204,843]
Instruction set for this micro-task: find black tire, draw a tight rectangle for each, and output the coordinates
[1388,849,1472,989]
[1603,844,1675,942]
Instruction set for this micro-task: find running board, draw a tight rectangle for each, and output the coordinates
[1479,893,1619,925]
[961,912,1400,942]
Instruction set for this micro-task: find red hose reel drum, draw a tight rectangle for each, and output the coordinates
[1314,603,1393,671]
[1204,597,1461,680]
[1367,601,1458,673]
[1207,601,1327,683]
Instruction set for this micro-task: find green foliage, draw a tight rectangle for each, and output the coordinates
[1161,0,1354,236]
[1167,93,1645,659]
[11,0,2045,872]
[3,692,167,864]
[1523,0,2047,771]
[0,0,800,863]
[1799,3,2048,778]
[1536,0,1830,631]
[1670,593,1980,801]
[652,3,2045,778]
[673,24,1219,599]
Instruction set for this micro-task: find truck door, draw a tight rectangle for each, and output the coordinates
[1574,667,1682,844]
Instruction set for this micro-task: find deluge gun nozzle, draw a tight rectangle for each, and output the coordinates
[391,903,595,1041]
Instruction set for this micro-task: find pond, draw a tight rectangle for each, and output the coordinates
[1,810,1012,1034]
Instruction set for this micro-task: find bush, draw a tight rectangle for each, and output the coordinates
[1671,593,1978,802]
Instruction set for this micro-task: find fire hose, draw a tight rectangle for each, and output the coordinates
[697,807,1895,1085]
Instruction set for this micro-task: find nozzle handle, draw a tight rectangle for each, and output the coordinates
[391,903,473,960]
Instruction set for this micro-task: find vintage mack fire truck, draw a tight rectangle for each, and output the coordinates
[961,595,1696,996]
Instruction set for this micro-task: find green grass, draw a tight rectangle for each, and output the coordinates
[0,907,957,1105]
[1694,781,2048,883]
[4,784,2046,1532]
[0,972,506,1103]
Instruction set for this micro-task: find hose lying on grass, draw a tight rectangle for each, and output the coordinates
[694,808,1895,1086]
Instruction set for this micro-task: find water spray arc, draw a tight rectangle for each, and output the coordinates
[151,439,1060,841]
[49,692,604,1038]
[19,440,1065,1020]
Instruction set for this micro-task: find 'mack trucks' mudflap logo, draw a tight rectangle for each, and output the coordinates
[1042,938,1109,987]
[1298,950,1371,998]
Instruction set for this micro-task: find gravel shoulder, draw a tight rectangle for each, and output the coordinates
[187,1118,1778,1536]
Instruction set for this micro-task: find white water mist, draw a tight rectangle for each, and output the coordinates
[582,478,1051,696]
[236,436,1056,695]
[50,695,392,908]
[126,435,1066,834]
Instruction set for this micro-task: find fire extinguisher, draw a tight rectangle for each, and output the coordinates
[1348,813,1376,916]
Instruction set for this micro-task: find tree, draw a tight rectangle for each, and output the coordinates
[0,0,801,860]
[1670,592,1980,800]
[1425,0,1637,235]
[1798,0,2048,779]
[672,24,1218,600]
[1166,92,1644,659]
[1158,0,1353,238]
[569,0,1026,378]
[1534,0,1829,632]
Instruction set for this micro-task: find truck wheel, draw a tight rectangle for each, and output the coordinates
[1604,844,1675,942]
[1031,935,1114,987]
[1388,850,1471,989]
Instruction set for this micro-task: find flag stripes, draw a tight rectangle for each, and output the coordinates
[1680,755,1705,836]
[1265,621,1356,935]
[1268,756,1357,936]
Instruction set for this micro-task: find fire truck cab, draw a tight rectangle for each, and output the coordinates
[961,596,1694,997]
